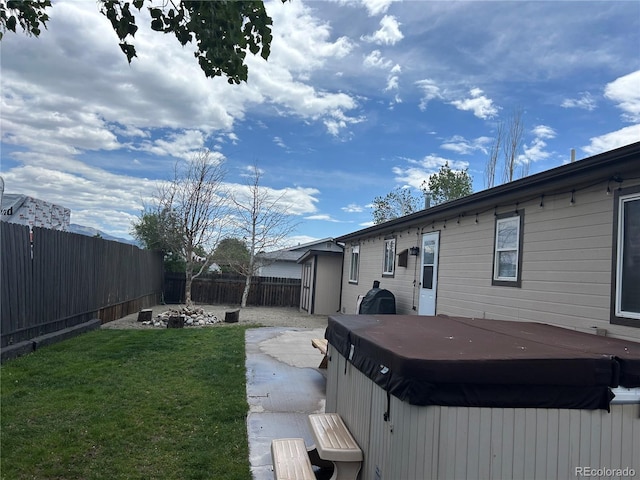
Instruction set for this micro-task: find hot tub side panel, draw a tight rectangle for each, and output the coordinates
[329,350,640,480]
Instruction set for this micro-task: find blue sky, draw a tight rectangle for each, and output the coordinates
[1,0,639,246]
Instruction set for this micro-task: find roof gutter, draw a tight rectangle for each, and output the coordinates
[337,141,640,242]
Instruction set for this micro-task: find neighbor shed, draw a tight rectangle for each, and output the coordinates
[297,250,343,315]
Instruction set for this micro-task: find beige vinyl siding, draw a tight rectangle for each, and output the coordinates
[434,182,640,341]
[339,179,640,340]
[327,349,640,480]
[340,231,422,314]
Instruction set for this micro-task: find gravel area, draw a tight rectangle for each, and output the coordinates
[101,304,330,330]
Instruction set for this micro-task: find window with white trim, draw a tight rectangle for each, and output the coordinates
[383,237,396,276]
[613,188,640,325]
[349,245,360,283]
[493,213,523,286]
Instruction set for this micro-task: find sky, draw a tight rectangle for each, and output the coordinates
[1,0,639,247]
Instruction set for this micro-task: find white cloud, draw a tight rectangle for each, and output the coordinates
[360,0,396,16]
[415,79,442,111]
[392,155,470,190]
[561,92,596,111]
[362,15,404,45]
[274,136,288,149]
[363,50,393,69]
[135,130,210,160]
[604,70,640,122]
[582,124,640,156]
[342,204,364,213]
[450,88,499,119]
[531,125,557,140]
[1,162,159,238]
[385,75,400,92]
[305,214,344,222]
[520,138,551,164]
[440,136,491,155]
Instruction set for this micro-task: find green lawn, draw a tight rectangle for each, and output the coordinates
[1,327,252,480]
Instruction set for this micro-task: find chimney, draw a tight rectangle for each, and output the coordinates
[424,191,431,209]
[570,149,576,163]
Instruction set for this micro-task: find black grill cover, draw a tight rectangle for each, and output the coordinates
[358,286,396,314]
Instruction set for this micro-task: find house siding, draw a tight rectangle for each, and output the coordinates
[342,230,422,314]
[436,182,630,338]
[339,176,640,342]
[257,262,301,279]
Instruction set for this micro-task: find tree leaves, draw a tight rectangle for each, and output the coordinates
[0,0,51,40]
[1,0,285,83]
[371,187,422,224]
[423,163,473,205]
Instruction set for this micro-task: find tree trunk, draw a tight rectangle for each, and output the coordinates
[184,268,193,308]
[241,274,251,308]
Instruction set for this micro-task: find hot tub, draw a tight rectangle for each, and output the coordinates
[325,315,640,480]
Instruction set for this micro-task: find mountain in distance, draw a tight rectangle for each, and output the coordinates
[69,224,139,246]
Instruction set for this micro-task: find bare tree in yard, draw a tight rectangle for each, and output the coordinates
[156,150,227,308]
[484,109,526,188]
[485,120,503,189]
[230,165,298,308]
[502,108,525,184]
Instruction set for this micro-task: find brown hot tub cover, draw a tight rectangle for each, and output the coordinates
[326,315,640,410]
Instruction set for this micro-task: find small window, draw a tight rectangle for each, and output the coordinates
[493,213,523,287]
[612,187,640,326]
[349,245,360,283]
[383,237,396,276]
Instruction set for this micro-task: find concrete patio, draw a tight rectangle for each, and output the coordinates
[245,327,329,480]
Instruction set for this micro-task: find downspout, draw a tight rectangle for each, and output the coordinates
[337,242,345,314]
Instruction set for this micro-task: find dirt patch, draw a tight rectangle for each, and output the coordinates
[101,304,329,330]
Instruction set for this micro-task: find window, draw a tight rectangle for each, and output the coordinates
[349,245,360,283]
[383,237,396,276]
[612,187,640,326]
[493,213,523,287]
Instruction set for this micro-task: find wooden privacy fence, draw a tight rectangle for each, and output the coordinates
[1,223,164,349]
[164,272,301,307]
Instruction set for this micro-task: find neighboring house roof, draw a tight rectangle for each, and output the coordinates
[297,249,344,264]
[257,238,343,263]
[337,141,640,242]
[286,237,343,252]
[1,193,29,214]
[257,249,306,263]
[1,193,71,230]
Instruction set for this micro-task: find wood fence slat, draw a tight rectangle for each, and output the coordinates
[163,272,301,307]
[1,223,164,348]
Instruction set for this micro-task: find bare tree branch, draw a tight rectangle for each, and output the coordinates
[485,120,503,189]
[229,164,299,307]
[502,108,524,184]
[155,150,228,307]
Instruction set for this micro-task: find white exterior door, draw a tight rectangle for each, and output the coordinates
[418,232,439,316]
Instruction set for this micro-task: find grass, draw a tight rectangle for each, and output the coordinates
[1,327,252,480]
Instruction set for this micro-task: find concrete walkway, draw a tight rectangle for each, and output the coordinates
[245,327,328,480]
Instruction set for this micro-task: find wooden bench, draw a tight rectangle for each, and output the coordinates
[308,413,362,480]
[271,438,315,480]
[311,338,328,369]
